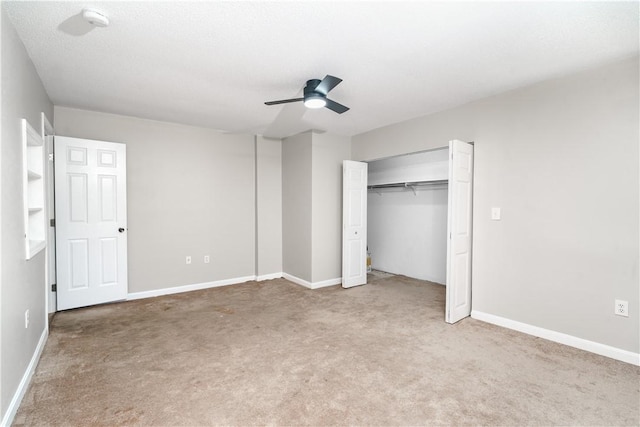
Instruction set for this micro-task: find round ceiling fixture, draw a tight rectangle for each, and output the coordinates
[82,8,109,27]
[303,93,327,109]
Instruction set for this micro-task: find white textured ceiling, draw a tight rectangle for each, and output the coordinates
[4,1,639,138]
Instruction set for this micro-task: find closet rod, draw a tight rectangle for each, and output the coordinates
[367,179,448,190]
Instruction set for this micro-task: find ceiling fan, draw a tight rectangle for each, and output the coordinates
[265,75,349,114]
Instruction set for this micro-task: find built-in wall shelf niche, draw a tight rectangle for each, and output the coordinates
[22,118,46,259]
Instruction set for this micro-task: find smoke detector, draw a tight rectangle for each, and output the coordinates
[82,8,109,27]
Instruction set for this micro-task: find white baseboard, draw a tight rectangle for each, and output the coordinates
[127,275,256,300]
[282,273,341,289]
[471,310,640,366]
[1,328,48,427]
[312,277,342,289]
[256,272,283,281]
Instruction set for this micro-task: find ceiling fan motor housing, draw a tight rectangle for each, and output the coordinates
[304,79,325,99]
[303,79,327,108]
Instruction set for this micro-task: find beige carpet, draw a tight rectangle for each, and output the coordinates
[13,275,640,426]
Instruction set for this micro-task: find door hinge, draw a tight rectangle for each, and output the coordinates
[49,153,54,162]
[50,218,55,227]
[51,283,57,292]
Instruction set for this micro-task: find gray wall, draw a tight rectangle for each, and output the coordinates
[311,133,351,283]
[282,132,313,282]
[368,187,448,284]
[352,57,639,353]
[282,132,351,284]
[256,136,282,277]
[1,6,54,419]
[54,107,256,293]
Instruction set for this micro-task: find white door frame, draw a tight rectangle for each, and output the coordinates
[41,112,55,316]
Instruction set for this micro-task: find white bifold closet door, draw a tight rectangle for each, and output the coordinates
[445,140,474,324]
[342,160,368,288]
[55,136,128,310]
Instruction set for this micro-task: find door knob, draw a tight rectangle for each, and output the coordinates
[118,228,125,233]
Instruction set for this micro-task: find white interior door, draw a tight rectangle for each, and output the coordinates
[446,140,474,323]
[55,136,128,310]
[342,160,368,288]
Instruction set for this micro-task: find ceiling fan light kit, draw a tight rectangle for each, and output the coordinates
[266,75,349,114]
[303,94,327,109]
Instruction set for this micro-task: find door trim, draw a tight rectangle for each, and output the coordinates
[41,112,55,316]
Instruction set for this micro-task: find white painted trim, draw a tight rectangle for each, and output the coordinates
[282,273,313,288]
[282,273,341,289]
[127,275,256,300]
[41,112,56,315]
[1,328,48,427]
[312,277,342,289]
[471,310,640,366]
[256,272,283,281]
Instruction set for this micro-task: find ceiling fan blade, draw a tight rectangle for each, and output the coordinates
[325,98,349,114]
[265,98,304,106]
[315,75,342,95]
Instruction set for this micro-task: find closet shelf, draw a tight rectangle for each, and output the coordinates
[22,118,46,260]
[27,136,43,146]
[27,240,46,258]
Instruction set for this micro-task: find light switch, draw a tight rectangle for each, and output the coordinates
[491,207,501,220]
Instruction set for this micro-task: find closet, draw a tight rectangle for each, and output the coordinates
[368,147,449,284]
[342,140,473,323]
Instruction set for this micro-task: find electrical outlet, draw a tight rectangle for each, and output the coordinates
[204,255,210,264]
[615,300,628,317]
[25,309,29,329]
[186,256,192,265]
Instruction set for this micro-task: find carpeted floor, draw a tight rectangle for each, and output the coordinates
[13,275,640,426]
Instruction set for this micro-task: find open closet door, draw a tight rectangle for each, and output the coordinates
[342,160,368,288]
[446,140,474,323]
